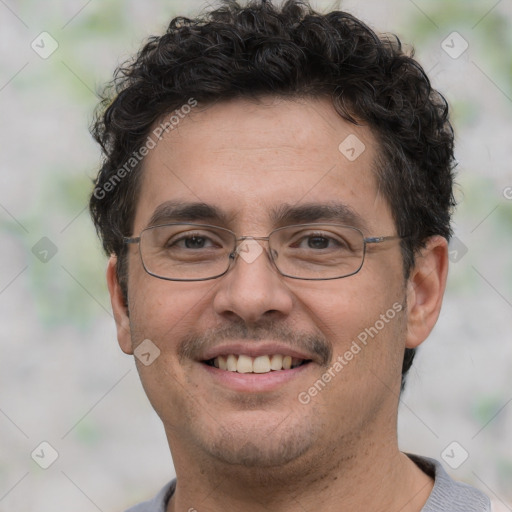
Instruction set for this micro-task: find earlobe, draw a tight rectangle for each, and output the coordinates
[405,236,449,349]
[106,256,134,355]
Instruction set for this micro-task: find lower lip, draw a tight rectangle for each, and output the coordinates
[200,362,313,393]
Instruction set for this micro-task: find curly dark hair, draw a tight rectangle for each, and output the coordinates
[89,0,456,390]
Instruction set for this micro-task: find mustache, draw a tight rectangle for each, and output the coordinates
[178,318,332,366]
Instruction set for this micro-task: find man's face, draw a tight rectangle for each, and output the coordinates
[118,97,409,473]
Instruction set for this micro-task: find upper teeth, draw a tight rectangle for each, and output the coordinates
[212,354,304,373]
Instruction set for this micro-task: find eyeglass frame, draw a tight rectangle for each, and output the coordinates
[123,222,404,282]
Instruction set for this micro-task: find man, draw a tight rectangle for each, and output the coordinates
[89,1,491,510]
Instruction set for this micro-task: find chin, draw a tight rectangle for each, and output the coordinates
[213,435,311,468]
[196,411,318,470]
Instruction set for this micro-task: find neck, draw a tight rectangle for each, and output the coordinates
[166,430,433,512]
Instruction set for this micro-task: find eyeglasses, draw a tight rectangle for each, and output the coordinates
[123,223,403,281]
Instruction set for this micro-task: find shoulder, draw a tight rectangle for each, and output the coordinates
[123,480,176,512]
[407,454,491,512]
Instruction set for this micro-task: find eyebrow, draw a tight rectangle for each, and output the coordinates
[146,200,369,232]
[147,200,231,227]
[271,202,369,232]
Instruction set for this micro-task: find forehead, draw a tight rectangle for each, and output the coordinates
[133,96,392,234]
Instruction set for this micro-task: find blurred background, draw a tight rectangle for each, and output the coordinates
[0,0,511,510]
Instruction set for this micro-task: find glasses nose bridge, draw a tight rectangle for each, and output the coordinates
[236,235,271,243]
[235,235,273,252]
[230,235,276,264]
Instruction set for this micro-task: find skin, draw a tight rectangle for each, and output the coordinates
[107,97,448,512]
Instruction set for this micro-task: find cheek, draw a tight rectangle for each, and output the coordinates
[295,270,401,329]
[128,260,207,332]
[126,280,208,426]
[296,274,406,376]
[292,286,406,435]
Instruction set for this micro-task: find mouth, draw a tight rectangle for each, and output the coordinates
[202,354,313,374]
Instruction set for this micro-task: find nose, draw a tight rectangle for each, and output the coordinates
[212,238,294,325]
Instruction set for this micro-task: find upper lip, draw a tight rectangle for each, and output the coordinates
[199,342,317,364]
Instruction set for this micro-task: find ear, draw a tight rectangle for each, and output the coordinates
[405,236,449,349]
[106,255,133,355]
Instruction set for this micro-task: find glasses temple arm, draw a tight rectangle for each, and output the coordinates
[364,235,405,244]
[123,237,141,244]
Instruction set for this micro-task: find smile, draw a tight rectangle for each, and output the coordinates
[203,354,311,373]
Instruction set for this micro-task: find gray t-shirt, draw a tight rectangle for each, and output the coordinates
[125,454,491,512]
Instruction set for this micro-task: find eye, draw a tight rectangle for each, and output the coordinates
[303,235,335,250]
[290,231,349,250]
[167,232,221,250]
